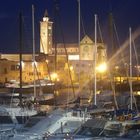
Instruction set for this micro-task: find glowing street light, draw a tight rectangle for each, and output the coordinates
[51,72,58,81]
[96,62,107,73]
[70,66,73,71]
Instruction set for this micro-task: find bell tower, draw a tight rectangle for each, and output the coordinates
[40,10,53,54]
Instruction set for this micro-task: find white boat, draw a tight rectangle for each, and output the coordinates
[0,105,38,130]
[6,108,90,140]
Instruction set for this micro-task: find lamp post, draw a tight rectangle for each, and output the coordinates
[96,62,107,92]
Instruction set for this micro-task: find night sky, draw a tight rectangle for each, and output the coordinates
[0,0,140,54]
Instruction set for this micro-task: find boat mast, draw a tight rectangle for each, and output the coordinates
[19,12,23,105]
[129,27,133,110]
[32,5,36,99]
[94,14,97,105]
[78,0,80,97]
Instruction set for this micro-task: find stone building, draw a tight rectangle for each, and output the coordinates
[0,10,107,85]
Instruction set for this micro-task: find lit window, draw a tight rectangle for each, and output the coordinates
[48,26,52,29]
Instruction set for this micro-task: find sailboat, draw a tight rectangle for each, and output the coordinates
[0,13,39,134]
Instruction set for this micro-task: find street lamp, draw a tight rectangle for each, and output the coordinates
[96,62,107,93]
[96,62,107,73]
[51,72,58,81]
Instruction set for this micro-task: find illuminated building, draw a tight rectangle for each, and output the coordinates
[0,58,48,83]
[40,10,53,54]
[0,10,106,84]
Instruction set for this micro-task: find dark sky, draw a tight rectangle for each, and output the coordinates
[0,0,140,54]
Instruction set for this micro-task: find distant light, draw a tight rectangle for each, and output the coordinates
[70,66,73,71]
[43,17,48,22]
[46,60,49,63]
[51,73,58,81]
[47,83,55,86]
[115,66,119,70]
[137,91,140,95]
[88,99,91,103]
[96,62,107,73]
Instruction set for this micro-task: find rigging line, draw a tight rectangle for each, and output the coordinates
[55,3,76,99]
[97,17,103,44]
[128,27,138,112]
[81,12,86,36]
[102,15,119,109]
[133,40,139,77]
[105,44,119,109]
[132,38,138,112]
[113,19,133,83]
[113,18,131,88]
[53,0,60,107]
[129,27,133,110]
[113,20,127,67]
[34,62,42,97]
[113,21,135,113]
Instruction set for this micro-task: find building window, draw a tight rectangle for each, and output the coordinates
[11,65,15,70]
[4,68,7,74]
[29,72,33,76]
[11,65,19,71]
[16,65,20,70]
[37,72,41,76]
[48,26,52,29]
